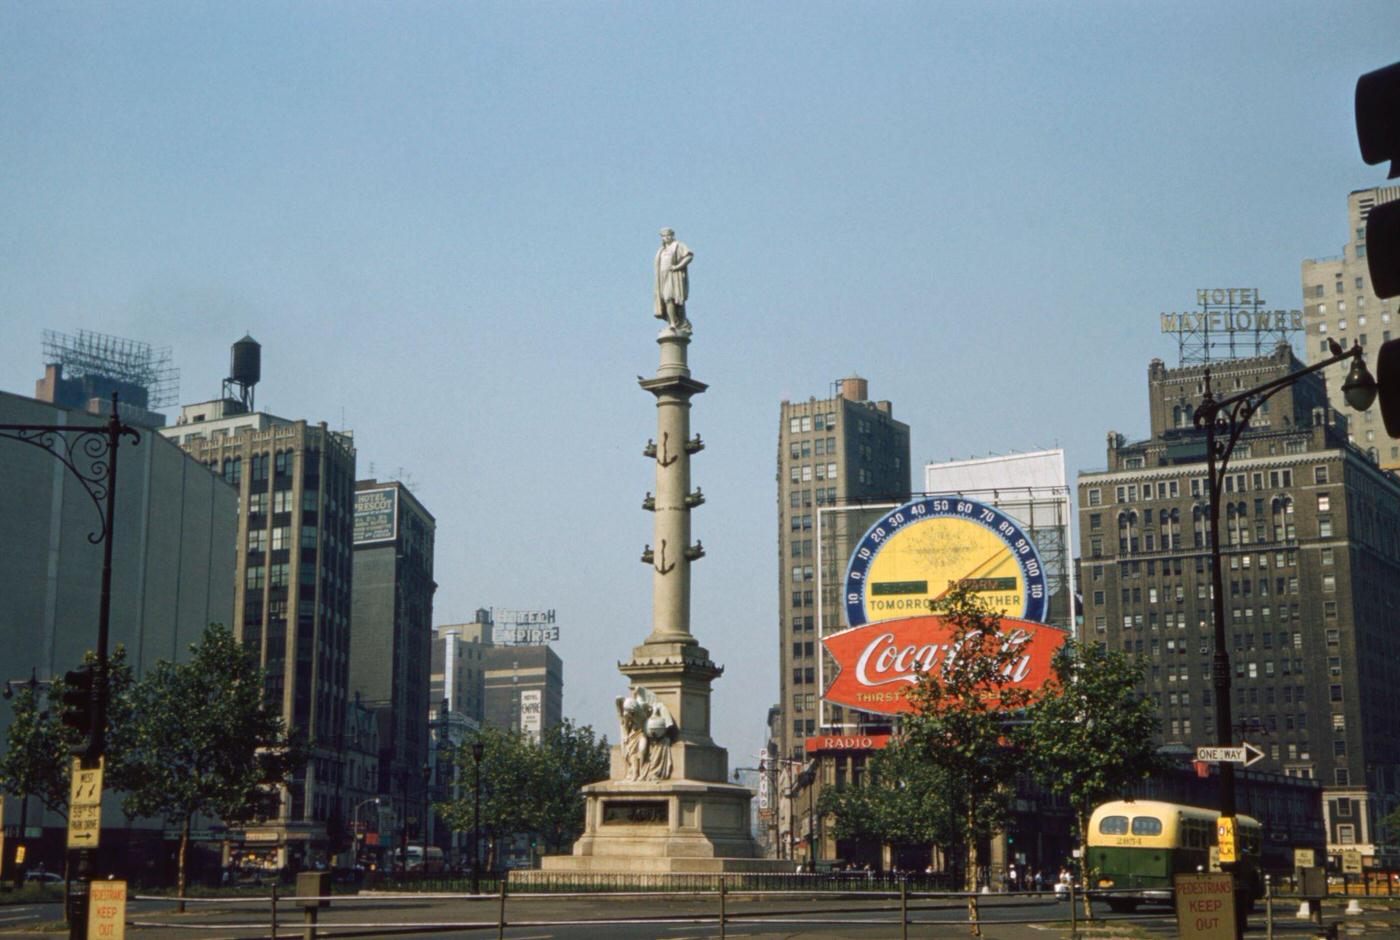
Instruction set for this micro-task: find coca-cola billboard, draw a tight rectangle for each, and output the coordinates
[821,614,1067,716]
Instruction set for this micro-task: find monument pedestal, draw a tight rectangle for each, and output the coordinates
[538,638,792,876]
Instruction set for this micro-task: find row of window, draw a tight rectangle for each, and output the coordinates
[1089,467,1313,507]
[789,412,838,435]
[790,437,837,459]
[790,487,841,508]
[789,463,840,482]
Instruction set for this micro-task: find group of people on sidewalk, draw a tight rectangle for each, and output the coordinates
[1006,863,1075,897]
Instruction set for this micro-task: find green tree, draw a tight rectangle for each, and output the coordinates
[900,586,1036,932]
[817,737,956,851]
[437,721,608,866]
[0,649,133,822]
[1024,641,1164,915]
[532,720,609,853]
[107,624,302,906]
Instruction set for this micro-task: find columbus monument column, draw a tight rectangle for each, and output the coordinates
[539,230,789,875]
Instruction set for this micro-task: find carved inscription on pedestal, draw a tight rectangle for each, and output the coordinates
[602,800,670,825]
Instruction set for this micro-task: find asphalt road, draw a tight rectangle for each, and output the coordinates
[2,892,1395,938]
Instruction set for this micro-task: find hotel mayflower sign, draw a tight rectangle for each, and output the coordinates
[821,614,1067,716]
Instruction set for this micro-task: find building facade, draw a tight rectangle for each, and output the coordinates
[1,390,238,869]
[1077,346,1400,865]
[349,479,437,852]
[483,644,563,738]
[162,399,357,858]
[774,376,910,862]
[776,377,910,765]
[1302,185,1400,469]
[431,612,492,723]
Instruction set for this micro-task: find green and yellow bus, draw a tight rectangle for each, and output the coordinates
[1086,800,1263,912]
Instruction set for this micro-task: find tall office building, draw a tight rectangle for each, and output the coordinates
[431,612,491,723]
[349,479,436,848]
[482,644,563,738]
[1302,185,1400,469]
[163,377,356,859]
[775,376,910,768]
[1077,346,1400,865]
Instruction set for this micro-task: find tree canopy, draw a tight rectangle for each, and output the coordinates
[436,720,608,863]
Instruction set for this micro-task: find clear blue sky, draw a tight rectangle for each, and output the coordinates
[3,2,1397,770]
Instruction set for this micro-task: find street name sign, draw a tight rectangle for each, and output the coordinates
[67,757,103,849]
[1195,742,1264,767]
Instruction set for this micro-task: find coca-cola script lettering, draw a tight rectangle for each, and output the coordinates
[822,615,1067,716]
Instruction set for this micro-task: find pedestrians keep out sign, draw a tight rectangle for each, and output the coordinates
[88,879,126,939]
[1216,815,1238,865]
[67,757,103,849]
[1195,742,1265,766]
[1175,872,1236,940]
[1343,849,1364,874]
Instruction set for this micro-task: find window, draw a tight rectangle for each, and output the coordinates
[1331,684,1344,702]
[247,528,267,553]
[271,526,291,551]
[1098,815,1129,835]
[1087,488,1102,507]
[1317,493,1330,512]
[1323,574,1336,592]
[248,491,268,514]
[274,490,294,514]
[246,565,265,589]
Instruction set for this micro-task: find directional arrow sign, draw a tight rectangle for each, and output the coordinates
[1196,742,1265,767]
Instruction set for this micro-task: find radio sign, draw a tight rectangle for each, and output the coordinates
[805,733,892,753]
[821,615,1067,716]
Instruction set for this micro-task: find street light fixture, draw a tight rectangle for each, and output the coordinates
[421,763,432,876]
[1194,340,1382,936]
[471,738,484,895]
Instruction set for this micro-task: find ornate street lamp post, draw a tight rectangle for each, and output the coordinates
[1194,340,1377,937]
[0,393,139,939]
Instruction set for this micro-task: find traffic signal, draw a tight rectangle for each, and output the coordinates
[59,665,94,741]
[1356,61,1400,298]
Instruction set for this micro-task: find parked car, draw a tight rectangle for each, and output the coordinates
[25,871,63,885]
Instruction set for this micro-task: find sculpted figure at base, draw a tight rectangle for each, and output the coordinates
[615,686,677,781]
[653,228,694,334]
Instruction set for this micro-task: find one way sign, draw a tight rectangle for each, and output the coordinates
[1196,742,1265,767]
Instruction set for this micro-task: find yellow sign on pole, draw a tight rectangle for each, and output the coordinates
[67,758,104,849]
[1343,849,1363,874]
[87,879,126,939]
[1294,848,1316,869]
[1216,816,1237,864]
